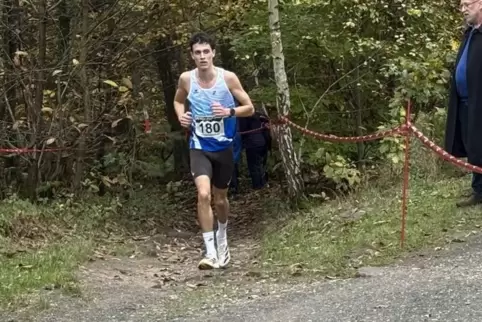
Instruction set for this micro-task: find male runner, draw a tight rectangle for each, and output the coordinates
[173,32,254,269]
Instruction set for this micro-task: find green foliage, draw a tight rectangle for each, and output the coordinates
[378,135,405,166]
[0,194,122,307]
[1,0,462,198]
[261,175,479,277]
[307,145,361,190]
[0,194,122,241]
[0,239,93,308]
[323,155,361,191]
[227,0,460,189]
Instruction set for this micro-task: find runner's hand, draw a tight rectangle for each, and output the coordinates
[179,111,192,128]
[212,102,229,117]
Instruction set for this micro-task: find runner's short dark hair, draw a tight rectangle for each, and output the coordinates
[189,32,216,51]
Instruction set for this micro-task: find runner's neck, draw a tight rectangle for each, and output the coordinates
[196,67,217,85]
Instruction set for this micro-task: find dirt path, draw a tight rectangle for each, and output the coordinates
[3,223,296,322]
[5,217,482,321]
[0,196,325,322]
[175,234,482,322]
[1,185,294,322]
[8,232,482,322]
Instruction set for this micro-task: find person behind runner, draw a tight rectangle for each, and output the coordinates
[238,109,272,189]
[229,126,242,196]
[173,32,254,269]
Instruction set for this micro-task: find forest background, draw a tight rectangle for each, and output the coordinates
[1,0,476,314]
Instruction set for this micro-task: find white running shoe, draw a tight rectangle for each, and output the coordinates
[198,256,219,270]
[217,242,231,268]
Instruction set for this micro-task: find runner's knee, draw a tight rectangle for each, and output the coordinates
[198,189,211,205]
[214,198,228,211]
[194,174,211,205]
[213,192,228,207]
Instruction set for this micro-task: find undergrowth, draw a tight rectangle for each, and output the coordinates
[0,112,475,309]
[260,133,476,278]
[0,239,93,309]
[0,185,198,309]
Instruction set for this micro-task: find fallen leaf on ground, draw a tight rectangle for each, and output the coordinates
[289,263,303,276]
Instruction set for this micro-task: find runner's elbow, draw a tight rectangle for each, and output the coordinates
[246,104,255,116]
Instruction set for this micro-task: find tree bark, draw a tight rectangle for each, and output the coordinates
[2,0,19,124]
[73,0,90,192]
[220,39,236,71]
[268,0,304,198]
[33,0,46,134]
[2,0,21,192]
[156,36,189,177]
[25,0,47,200]
[57,0,71,68]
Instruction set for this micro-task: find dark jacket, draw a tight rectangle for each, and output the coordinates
[238,112,272,150]
[232,130,242,163]
[445,25,482,165]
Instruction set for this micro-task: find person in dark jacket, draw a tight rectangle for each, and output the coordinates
[444,1,482,207]
[238,111,271,189]
[229,130,242,196]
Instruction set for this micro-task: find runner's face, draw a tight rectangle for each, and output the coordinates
[191,43,215,70]
[461,0,482,25]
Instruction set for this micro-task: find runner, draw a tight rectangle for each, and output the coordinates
[173,32,254,269]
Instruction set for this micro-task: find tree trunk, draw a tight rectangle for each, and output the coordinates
[268,0,304,198]
[25,0,47,200]
[57,0,71,67]
[73,0,90,192]
[2,0,21,192]
[220,39,236,71]
[2,0,19,124]
[156,36,189,177]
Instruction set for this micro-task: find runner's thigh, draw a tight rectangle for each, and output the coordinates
[210,147,234,189]
[190,149,213,180]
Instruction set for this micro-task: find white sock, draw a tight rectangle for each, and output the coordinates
[216,220,228,244]
[202,231,217,258]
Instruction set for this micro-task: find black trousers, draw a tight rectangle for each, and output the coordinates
[246,146,268,189]
[459,101,482,196]
[229,163,239,194]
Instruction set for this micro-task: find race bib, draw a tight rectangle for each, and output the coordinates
[194,117,225,137]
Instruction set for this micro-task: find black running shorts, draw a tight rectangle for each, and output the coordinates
[190,147,234,189]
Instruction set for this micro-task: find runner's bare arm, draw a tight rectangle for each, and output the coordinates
[225,71,254,117]
[174,72,192,128]
[174,72,189,118]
